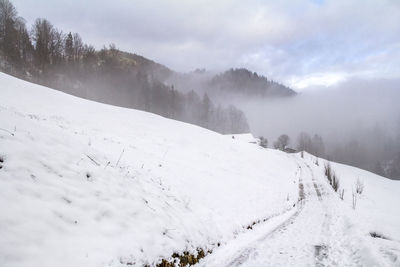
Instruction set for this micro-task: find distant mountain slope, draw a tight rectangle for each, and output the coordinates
[209,68,296,97]
[166,68,296,100]
[0,0,294,136]
[117,50,173,82]
[0,0,249,135]
[1,44,251,134]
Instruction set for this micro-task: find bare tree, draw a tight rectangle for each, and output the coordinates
[50,28,65,65]
[0,0,17,45]
[312,134,325,157]
[297,132,311,152]
[64,32,73,62]
[0,0,22,66]
[274,134,290,150]
[72,32,83,62]
[259,136,268,148]
[31,18,54,70]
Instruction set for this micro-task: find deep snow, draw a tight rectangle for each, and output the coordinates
[0,72,399,266]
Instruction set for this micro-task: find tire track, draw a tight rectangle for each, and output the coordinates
[227,162,306,267]
[227,208,302,267]
[303,161,331,266]
[200,160,328,267]
[202,158,387,267]
[304,162,323,201]
[226,160,318,266]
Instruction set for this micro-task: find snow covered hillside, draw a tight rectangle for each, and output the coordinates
[0,72,399,266]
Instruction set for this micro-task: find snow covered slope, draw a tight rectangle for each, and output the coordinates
[0,72,399,267]
[0,73,298,266]
[225,133,258,145]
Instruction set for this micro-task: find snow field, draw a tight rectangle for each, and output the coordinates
[1,72,399,266]
[0,73,298,266]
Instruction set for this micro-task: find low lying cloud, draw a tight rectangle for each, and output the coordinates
[239,78,400,141]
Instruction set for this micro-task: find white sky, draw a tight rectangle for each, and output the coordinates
[12,0,400,91]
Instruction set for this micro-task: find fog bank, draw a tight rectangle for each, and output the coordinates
[236,78,400,179]
[242,79,400,141]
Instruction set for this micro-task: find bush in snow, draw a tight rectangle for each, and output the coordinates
[325,162,340,192]
[0,155,4,169]
[355,178,364,194]
[351,179,364,210]
[273,134,289,150]
[258,136,268,148]
[352,191,357,210]
[332,173,339,192]
[340,189,344,200]
[324,163,333,184]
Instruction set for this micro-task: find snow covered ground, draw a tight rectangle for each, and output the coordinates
[225,133,258,145]
[200,155,400,266]
[0,72,399,266]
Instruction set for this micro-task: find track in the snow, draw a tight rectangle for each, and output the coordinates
[225,161,310,266]
[226,208,302,267]
[199,158,383,267]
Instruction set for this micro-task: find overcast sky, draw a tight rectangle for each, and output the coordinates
[12,0,400,90]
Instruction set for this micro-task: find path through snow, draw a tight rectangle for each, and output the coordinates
[198,159,388,267]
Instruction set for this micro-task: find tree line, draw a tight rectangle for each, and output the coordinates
[261,129,400,180]
[258,132,324,156]
[0,0,249,134]
[209,68,295,98]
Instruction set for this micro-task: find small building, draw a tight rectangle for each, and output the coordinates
[283,147,297,154]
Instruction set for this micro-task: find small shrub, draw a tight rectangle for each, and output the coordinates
[352,191,357,210]
[325,162,340,192]
[259,136,268,148]
[0,155,4,170]
[332,173,340,192]
[369,232,390,240]
[355,178,364,194]
[340,189,344,200]
[324,163,332,185]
